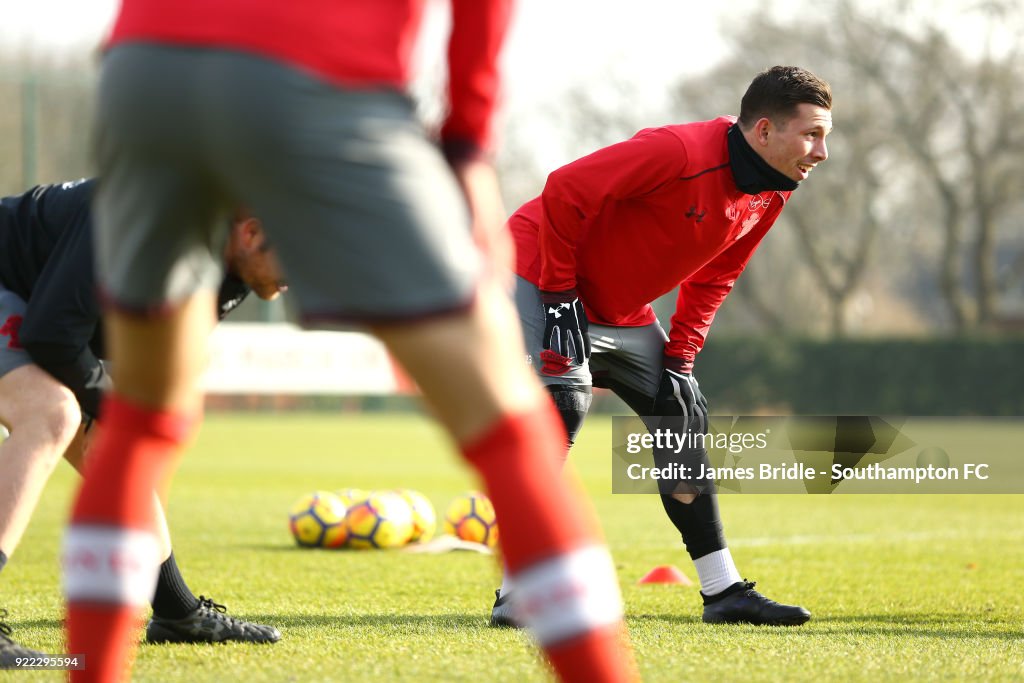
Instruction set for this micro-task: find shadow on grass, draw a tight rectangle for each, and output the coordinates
[11,613,503,642]
[629,612,1023,642]
[4,617,63,630]
[241,612,492,630]
[138,612,505,645]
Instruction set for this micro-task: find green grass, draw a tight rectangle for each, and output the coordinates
[3,413,1023,682]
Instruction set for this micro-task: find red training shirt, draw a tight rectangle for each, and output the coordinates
[510,117,791,367]
[106,0,512,153]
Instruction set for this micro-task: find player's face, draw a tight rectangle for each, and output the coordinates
[239,247,287,301]
[758,103,832,182]
[226,218,288,301]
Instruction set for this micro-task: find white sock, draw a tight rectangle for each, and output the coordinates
[693,548,743,596]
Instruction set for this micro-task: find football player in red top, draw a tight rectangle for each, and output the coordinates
[491,66,832,629]
[64,1,636,682]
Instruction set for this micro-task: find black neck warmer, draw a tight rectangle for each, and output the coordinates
[727,123,799,195]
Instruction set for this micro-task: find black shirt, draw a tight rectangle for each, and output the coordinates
[0,178,251,420]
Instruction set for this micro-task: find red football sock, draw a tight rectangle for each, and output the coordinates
[65,605,142,683]
[461,403,636,683]
[65,395,198,683]
[546,623,636,683]
[461,402,594,572]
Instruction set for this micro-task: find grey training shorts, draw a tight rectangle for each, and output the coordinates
[0,286,31,380]
[516,276,712,494]
[94,45,480,322]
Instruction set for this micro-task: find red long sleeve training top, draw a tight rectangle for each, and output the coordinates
[107,0,512,154]
[510,117,791,368]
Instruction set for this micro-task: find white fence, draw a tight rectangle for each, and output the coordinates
[202,323,410,395]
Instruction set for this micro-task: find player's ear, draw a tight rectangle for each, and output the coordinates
[232,216,264,250]
[753,117,772,145]
[246,218,273,253]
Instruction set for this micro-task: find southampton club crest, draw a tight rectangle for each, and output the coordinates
[731,193,773,239]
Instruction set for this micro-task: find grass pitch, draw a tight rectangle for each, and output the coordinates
[4,413,1023,682]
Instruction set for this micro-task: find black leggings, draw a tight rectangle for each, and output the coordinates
[599,378,727,560]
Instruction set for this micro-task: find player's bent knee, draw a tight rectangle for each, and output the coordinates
[36,395,82,452]
[4,380,83,452]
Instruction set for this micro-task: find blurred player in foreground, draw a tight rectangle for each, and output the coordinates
[63,1,636,682]
[491,66,831,628]
[0,178,285,668]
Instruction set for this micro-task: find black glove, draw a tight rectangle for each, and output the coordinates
[539,290,591,372]
[653,367,708,433]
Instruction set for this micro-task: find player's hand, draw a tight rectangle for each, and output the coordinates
[653,367,708,432]
[539,290,590,375]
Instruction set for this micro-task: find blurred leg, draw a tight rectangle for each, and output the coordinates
[63,424,174,564]
[373,280,636,683]
[65,425,202,621]
[65,293,215,683]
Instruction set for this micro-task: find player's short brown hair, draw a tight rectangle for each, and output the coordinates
[738,66,832,129]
